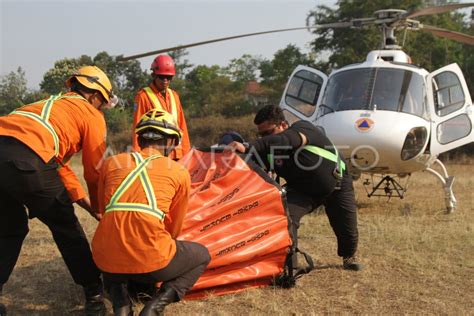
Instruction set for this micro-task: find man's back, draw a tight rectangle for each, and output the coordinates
[92,150,191,274]
[253,120,339,199]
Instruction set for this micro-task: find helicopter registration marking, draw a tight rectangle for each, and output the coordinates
[355,118,374,132]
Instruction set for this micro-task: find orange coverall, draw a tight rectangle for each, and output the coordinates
[132,83,191,160]
[91,149,191,274]
[0,92,106,209]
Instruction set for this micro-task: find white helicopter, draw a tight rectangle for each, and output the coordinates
[118,3,474,213]
[279,6,474,213]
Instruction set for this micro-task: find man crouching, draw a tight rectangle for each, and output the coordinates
[92,109,210,315]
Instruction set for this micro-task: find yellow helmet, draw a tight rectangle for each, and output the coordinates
[66,66,114,103]
[135,109,181,144]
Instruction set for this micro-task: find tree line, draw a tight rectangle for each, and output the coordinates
[0,45,312,116]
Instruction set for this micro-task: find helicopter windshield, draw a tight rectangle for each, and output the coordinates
[321,68,425,117]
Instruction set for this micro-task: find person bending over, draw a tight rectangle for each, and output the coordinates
[92,109,210,316]
[225,104,362,271]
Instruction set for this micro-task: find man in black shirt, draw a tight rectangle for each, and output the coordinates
[226,105,361,271]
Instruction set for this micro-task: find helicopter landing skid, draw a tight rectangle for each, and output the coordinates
[424,159,456,214]
[363,175,408,200]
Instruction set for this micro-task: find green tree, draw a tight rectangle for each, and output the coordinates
[259,44,313,102]
[223,54,262,82]
[0,67,47,115]
[93,52,148,108]
[167,49,193,98]
[23,90,49,105]
[40,52,148,109]
[183,65,225,116]
[183,64,254,117]
[40,55,93,94]
[306,0,471,75]
[169,48,193,79]
[0,67,28,115]
[403,11,468,72]
[91,52,146,140]
[463,21,474,96]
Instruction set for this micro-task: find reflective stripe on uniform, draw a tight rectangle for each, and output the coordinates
[303,145,345,177]
[265,144,345,177]
[10,93,86,157]
[105,152,165,221]
[143,87,178,123]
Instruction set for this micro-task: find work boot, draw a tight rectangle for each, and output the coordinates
[139,286,179,316]
[109,282,133,316]
[128,280,157,303]
[0,284,6,316]
[343,255,363,271]
[84,282,106,316]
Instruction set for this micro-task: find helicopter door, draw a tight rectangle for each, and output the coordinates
[427,63,473,155]
[279,65,328,124]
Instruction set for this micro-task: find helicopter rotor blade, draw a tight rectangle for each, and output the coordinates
[118,22,353,61]
[420,24,474,45]
[350,17,377,28]
[117,3,474,61]
[402,2,474,19]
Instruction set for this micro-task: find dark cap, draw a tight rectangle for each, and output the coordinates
[218,131,245,145]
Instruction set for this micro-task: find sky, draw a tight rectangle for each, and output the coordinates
[0,0,336,89]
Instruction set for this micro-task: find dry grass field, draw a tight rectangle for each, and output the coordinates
[1,162,473,315]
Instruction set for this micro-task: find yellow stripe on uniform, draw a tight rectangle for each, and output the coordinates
[105,152,165,221]
[144,87,178,124]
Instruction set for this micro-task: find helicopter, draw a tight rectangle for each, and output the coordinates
[118,3,474,213]
[279,5,474,213]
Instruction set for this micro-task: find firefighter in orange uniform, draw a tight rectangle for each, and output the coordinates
[0,66,118,315]
[92,109,210,316]
[132,54,191,160]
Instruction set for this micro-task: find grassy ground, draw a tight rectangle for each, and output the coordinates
[1,163,473,315]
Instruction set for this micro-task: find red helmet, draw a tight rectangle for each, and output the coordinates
[151,55,176,76]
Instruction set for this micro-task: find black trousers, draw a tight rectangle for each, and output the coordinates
[103,240,211,300]
[0,137,101,286]
[286,170,359,258]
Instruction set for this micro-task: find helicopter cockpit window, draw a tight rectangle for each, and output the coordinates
[372,68,425,117]
[322,68,372,113]
[285,70,324,116]
[432,71,465,117]
[320,68,425,118]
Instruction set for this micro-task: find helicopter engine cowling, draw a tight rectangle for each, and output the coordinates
[366,50,411,63]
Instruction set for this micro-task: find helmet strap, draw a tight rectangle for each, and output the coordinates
[81,91,97,108]
[163,137,177,157]
[70,81,103,110]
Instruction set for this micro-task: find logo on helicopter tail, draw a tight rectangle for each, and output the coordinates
[355,118,374,132]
